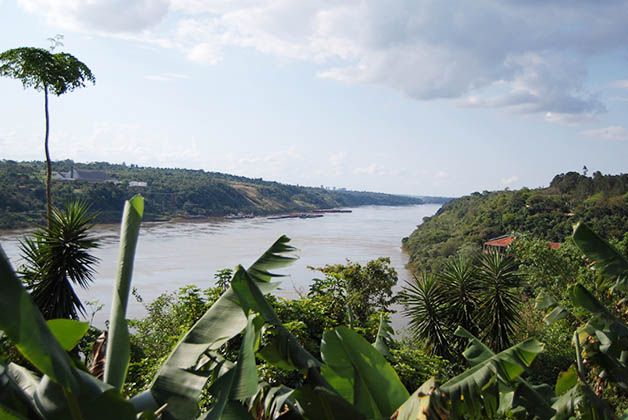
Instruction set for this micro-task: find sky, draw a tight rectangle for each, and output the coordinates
[1,0,627,196]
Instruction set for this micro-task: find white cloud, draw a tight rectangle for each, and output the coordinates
[18,0,628,119]
[544,112,597,126]
[501,175,519,186]
[18,0,169,33]
[435,170,448,178]
[610,80,628,89]
[144,73,189,82]
[582,126,628,142]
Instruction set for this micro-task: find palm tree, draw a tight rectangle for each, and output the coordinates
[476,250,521,351]
[0,46,95,226]
[438,256,481,342]
[400,272,452,358]
[19,201,100,319]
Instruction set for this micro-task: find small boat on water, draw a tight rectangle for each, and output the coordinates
[311,209,352,214]
[268,213,325,220]
[225,213,255,219]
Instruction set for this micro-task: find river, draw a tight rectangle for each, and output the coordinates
[0,204,440,330]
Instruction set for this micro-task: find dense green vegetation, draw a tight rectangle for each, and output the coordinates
[0,159,425,229]
[403,171,628,273]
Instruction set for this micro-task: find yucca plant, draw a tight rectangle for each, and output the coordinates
[19,201,100,320]
[476,250,521,352]
[400,273,452,359]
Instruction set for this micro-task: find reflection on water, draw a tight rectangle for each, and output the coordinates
[0,204,440,329]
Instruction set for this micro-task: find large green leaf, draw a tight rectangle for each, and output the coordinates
[46,319,89,351]
[0,247,78,393]
[246,235,297,282]
[320,326,409,418]
[441,327,545,419]
[135,236,297,420]
[104,195,144,392]
[453,327,554,419]
[33,369,136,420]
[372,313,393,357]
[202,314,261,420]
[535,291,569,325]
[289,380,366,420]
[569,284,628,390]
[0,362,42,420]
[231,267,321,372]
[573,222,628,291]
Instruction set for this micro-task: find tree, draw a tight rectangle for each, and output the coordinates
[308,257,397,323]
[19,201,100,319]
[0,46,95,226]
[476,250,521,351]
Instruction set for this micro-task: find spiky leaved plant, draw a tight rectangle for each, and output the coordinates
[19,200,99,320]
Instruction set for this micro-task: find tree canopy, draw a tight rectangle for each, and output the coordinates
[0,47,95,96]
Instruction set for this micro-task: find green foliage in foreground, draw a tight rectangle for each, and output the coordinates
[2,196,628,419]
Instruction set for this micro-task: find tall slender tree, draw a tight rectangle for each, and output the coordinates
[0,43,95,226]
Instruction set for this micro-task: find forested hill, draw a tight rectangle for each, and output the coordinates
[403,171,628,273]
[0,160,425,229]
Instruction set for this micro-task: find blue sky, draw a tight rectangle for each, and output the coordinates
[1,0,627,196]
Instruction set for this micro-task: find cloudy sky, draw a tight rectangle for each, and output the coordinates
[1,0,627,196]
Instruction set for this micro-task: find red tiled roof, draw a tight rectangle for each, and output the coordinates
[484,236,514,247]
[484,235,562,249]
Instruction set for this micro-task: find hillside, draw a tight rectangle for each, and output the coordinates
[0,160,425,229]
[403,171,628,273]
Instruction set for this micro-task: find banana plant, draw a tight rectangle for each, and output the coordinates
[0,196,144,419]
[534,223,628,419]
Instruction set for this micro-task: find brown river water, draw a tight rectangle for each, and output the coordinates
[0,204,440,331]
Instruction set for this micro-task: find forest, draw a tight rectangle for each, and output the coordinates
[403,171,628,273]
[0,159,427,229]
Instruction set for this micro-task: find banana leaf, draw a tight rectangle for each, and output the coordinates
[289,379,365,420]
[0,247,78,393]
[201,314,262,420]
[372,313,393,357]
[46,319,90,351]
[441,327,545,419]
[0,361,42,419]
[134,236,297,419]
[569,284,628,390]
[104,195,144,391]
[573,222,628,291]
[231,266,321,372]
[320,326,409,418]
[33,369,136,420]
[535,291,569,325]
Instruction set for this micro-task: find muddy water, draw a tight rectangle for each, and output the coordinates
[0,204,440,329]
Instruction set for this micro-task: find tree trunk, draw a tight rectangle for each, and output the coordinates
[44,85,52,228]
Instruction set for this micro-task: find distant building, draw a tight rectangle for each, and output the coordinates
[483,234,560,253]
[129,181,148,187]
[53,168,120,184]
